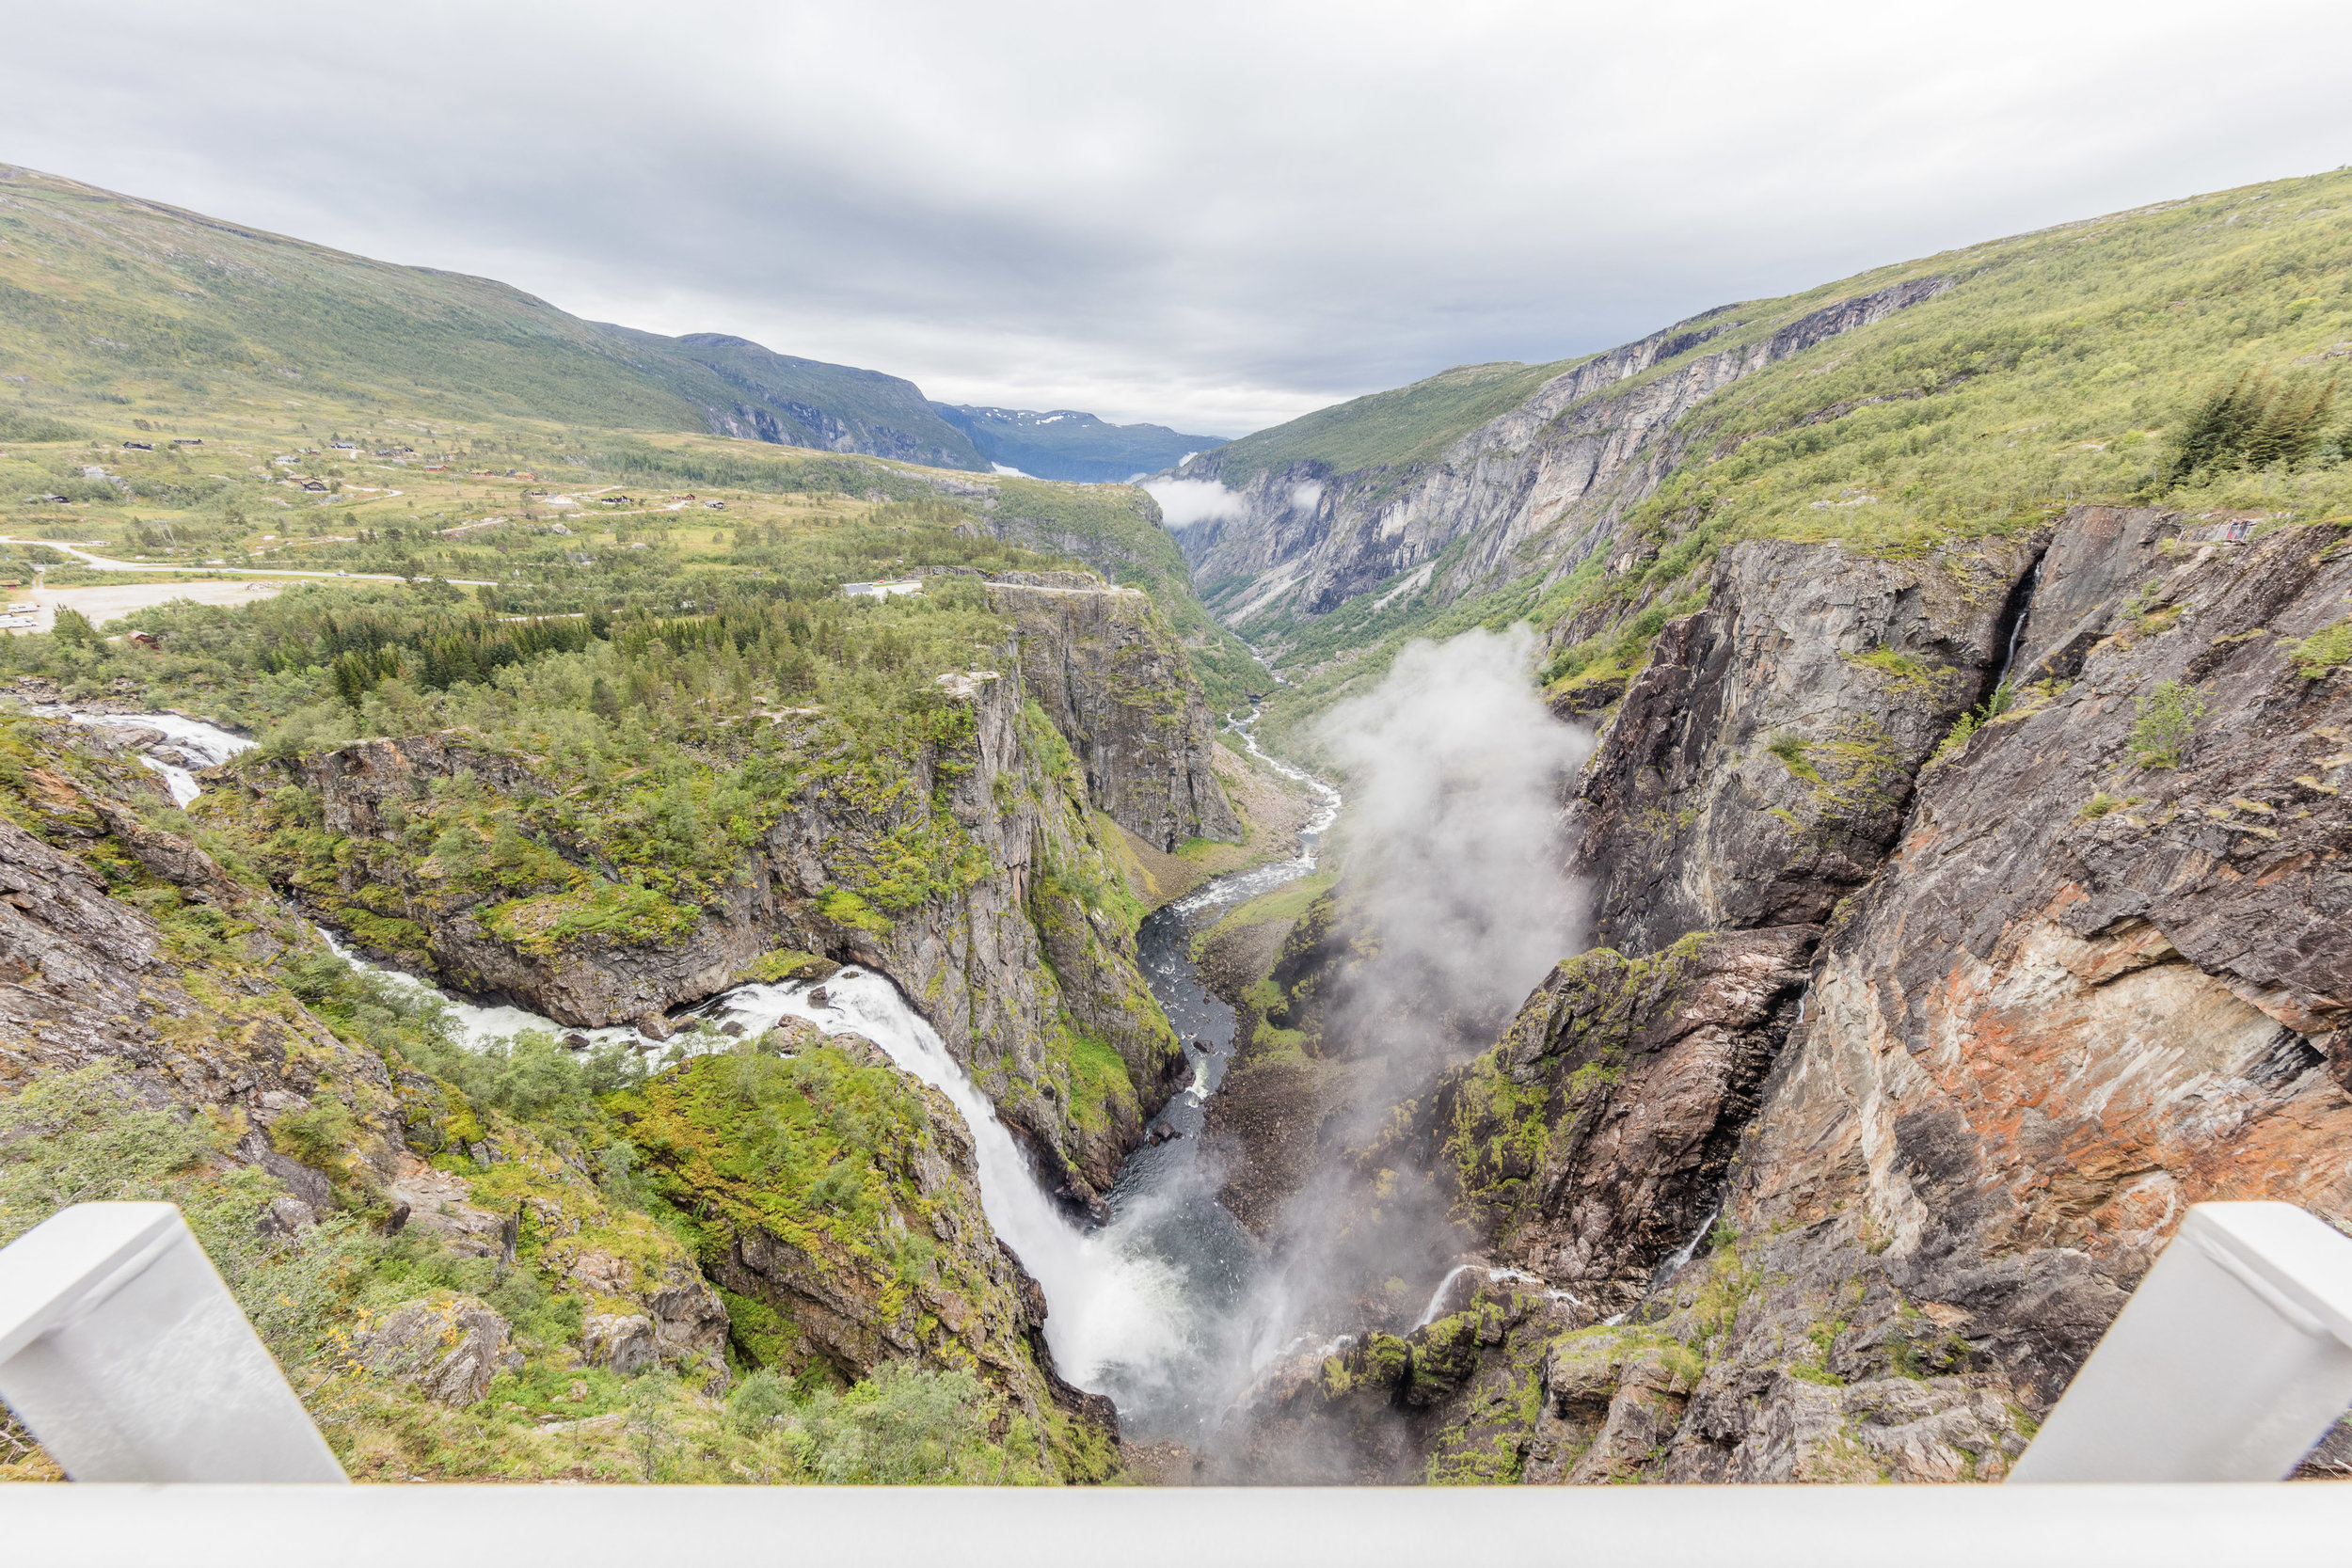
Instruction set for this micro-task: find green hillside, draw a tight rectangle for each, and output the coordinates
[634,330,984,468]
[0,164,983,469]
[1238,167,2352,750]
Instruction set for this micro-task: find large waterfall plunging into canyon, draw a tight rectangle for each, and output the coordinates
[81,705,1343,1438]
[81,631,1585,1453]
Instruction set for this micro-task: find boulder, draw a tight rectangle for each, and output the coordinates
[354,1294,510,1406]
[584,1312,659,1375]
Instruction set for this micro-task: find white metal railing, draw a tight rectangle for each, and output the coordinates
[0,1202,342,1481]
[2,1198,2351,1560]
[2009,1201,2352,1481]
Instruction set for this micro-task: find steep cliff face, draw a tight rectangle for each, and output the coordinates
[1173,277,1948,630]
[217,577,1237,1205]
[986,577,1244,850]
[1570,534,2030,953]
[1284,507,2352,1482]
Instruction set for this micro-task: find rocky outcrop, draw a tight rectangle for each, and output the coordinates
[354,1294,515,1405]
[615,1035,1114,1447]
[1173,277,1950,632]
[1289,508,2352,1483]
[1570,535,2032,953]
[985,577,1243,850]
[1418,927,1814,1312]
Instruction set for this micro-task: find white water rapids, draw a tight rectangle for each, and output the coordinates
[47,700,1409,1441]
[40,707,256,805]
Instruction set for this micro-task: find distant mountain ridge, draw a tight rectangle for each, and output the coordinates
[932,404,1223,483]
[0,163,1189,479]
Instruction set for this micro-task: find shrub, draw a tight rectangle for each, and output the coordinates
[802,1364,990,1484]
[50,607,96,647]
[2285,620,2352,679]
[1765,731,1820,780]
[2128,679,2209,768]
[726,1370,795,1435]
[272,1095,359,1168]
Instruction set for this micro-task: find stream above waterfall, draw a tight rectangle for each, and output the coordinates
[51,702,1347,1445]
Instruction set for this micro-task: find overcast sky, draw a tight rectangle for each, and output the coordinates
[5,1,2348,436]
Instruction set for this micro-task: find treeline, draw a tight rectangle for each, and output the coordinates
[2169,370,2341,483]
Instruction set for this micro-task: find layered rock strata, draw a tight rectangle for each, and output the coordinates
[1270,507,2352,1482]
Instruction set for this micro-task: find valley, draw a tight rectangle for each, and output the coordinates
[3,158,2350,1490]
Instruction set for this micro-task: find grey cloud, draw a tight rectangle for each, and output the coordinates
[3,0,2347,433]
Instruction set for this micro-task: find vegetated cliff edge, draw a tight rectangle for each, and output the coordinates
[1238,508,2352,1482]
[0,717,1121,1481]
[208,575,1242,1211]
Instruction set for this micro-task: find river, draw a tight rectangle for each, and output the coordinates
[57,703,1343,1446]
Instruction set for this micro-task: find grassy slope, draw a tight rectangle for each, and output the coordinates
[1243,168,2352,752]
[622,328,985,466]
[0,162,1246,700]
[0,164,982,467]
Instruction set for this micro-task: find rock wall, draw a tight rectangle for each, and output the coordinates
[985,578,1243,850]
[219,577,1234,1206]
[1277,507,2352,1482]
[1173,277,1949,631]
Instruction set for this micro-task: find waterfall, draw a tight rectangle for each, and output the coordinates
[40,708,254,806]
[691,974,1199,1406]
[1658,1202,1722,1278]
[1410,1264,1486,1330]
[46,697,1335,1439]
[1409,1262,1550,1330]
[1992,554,2044,692]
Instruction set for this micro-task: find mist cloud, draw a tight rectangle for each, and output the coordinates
[1315,625,1592,1079]
[1142,478,1246,529]
[1189,627,1592,1473]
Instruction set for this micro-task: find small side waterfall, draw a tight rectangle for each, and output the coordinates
[1992,553,2045,692]
[1410,1263,1552,1330]
[1657,1202,1722,1279]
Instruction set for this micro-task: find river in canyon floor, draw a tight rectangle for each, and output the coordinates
[64,704,1343,1446]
